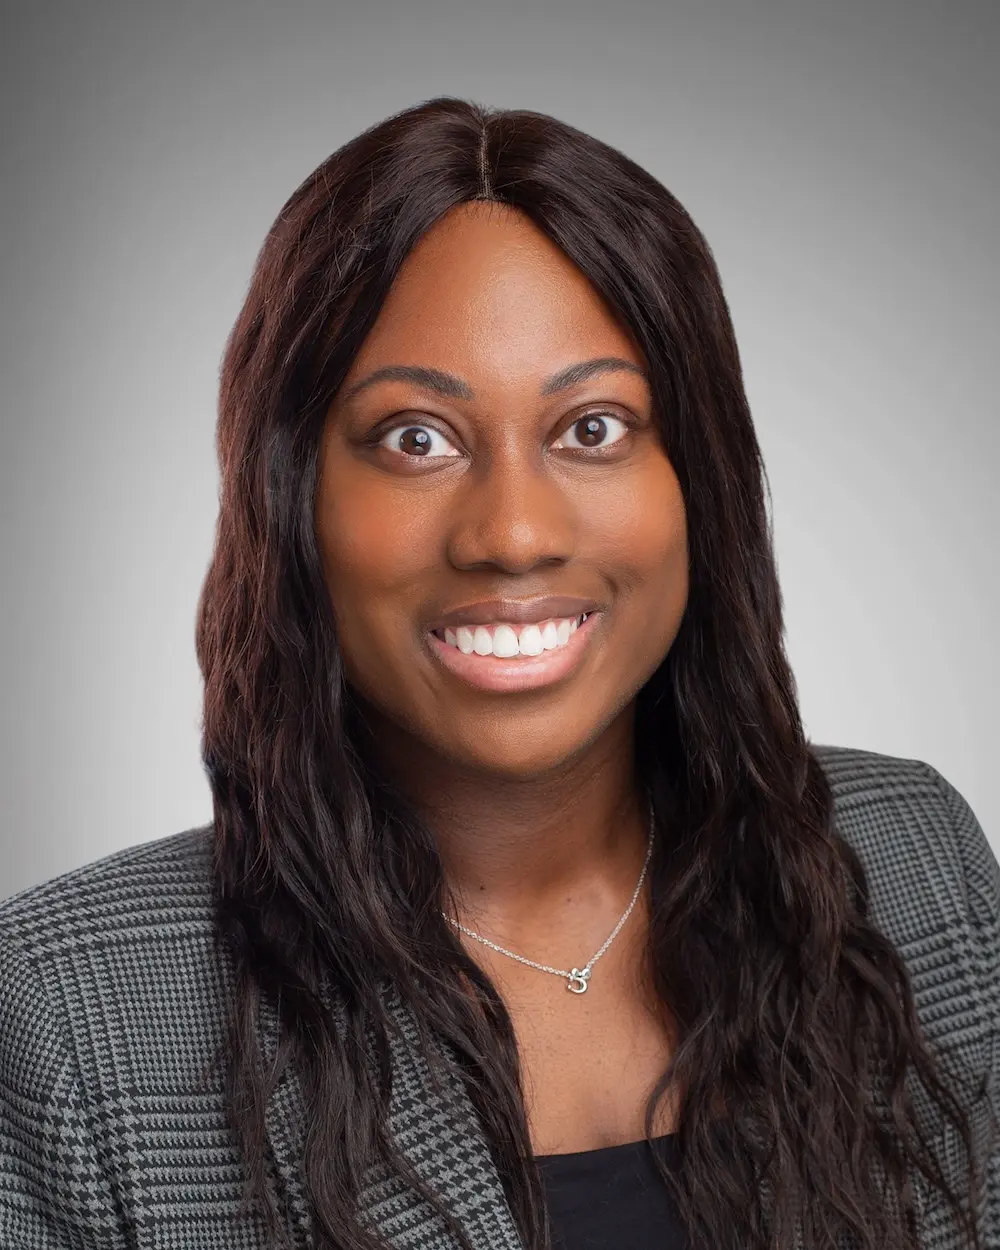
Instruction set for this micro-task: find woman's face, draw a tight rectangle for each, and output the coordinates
[316,202,688,781]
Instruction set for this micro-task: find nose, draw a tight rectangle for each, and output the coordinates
[444,450,576,574]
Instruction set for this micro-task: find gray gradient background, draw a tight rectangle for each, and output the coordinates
[1,0,997,900]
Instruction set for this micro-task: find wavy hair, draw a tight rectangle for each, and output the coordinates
[195,96,992,1250]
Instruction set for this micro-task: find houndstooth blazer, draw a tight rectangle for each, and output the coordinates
[0,744,997,1249]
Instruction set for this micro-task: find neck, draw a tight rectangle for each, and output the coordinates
[354,701,651,933]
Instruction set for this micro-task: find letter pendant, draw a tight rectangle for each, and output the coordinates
[567,968,590,994]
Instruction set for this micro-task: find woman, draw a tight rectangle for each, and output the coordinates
[0,96,996,1250]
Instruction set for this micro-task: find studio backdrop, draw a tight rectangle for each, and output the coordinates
[1,0,996,898]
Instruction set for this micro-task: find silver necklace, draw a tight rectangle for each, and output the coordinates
[442,802,655,995]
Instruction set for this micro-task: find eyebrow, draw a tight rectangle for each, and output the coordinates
[340,356,648,404]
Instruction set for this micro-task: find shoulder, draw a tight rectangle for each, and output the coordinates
[0,836,288,1242]
[0,823,217,957]
[0,824,229,1106]
[811,745,998,1152]
[814,745,999,1210]
[810,743,998,948]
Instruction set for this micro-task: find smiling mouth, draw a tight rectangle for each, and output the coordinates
[430,612,593,659]
[424,610,602,694]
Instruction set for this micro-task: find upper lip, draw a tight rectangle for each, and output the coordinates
[427,596,601,632]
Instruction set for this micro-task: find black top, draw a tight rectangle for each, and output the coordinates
[536,1132,688,1250]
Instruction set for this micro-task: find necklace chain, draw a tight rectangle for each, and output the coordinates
[442,801,655,994]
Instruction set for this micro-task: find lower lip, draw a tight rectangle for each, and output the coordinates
[425,612,603,692]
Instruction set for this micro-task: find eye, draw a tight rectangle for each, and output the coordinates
[376,422,462,459]
[553,411,632,452]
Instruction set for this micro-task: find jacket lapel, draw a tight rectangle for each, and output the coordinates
[261,981,525,1250]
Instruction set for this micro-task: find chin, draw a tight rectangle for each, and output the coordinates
[440,723,607,783]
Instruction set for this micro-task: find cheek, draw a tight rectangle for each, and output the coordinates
[646,483,690,642]
[591,479,689,688]
[590,468,689,615]
[316,464,423,596]
[318,504,394,591]
[314,474,440,673]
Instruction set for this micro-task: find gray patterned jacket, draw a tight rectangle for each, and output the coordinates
[0,745,997,1249]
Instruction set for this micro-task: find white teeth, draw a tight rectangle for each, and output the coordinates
[518,623,545,656]
[437,614,589,658]
[491,624,519,658]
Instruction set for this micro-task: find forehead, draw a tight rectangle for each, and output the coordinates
[342,202,645,387]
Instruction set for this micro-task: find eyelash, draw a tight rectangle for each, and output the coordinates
[366,411,637,461]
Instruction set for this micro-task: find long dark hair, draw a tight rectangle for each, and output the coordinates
[195,96,993,1250]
